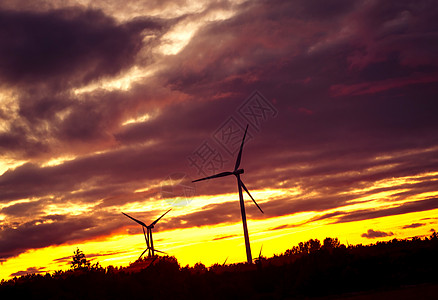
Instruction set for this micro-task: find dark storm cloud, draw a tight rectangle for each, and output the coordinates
[3,83,181,160]
[0,215,92,259]
[0,132,197,203]
[0,199,47,217]
[361,229,394,239]
[0,7,164,88]
[0,122,50,158]
[0,6,170,160]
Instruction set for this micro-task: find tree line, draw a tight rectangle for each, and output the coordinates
[1,232,437,299]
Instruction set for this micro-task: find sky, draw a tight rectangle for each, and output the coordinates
[1,0,438,280]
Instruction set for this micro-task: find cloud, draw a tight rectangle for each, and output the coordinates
[163,202,240,230]
[10,266,47,277]
[402,223,425,229]
[212,234,238,241]
[0,199,47,217]
[361,229,394,239]
[269,224,301,231]
[270,224,290,231]
[0,5,172,161]
[330,74,438,97]
[0,212,126,259]
[311,198,438,226]
[0,7,164,88]
[52,249,128,266]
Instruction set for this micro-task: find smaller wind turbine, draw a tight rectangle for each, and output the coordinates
[122,209,171,260]
[254,244,264,266]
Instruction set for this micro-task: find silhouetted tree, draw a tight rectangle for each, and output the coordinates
[308,238,321,253]
[191,262,207,274]
[70,248,90,270]
[322,237,341,253]
[297,238,321,254]
[298,241,308,254]
[285,245,299,256]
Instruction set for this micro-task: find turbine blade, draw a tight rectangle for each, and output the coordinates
[240,180,264,214]
[151,208,172,226]
[223,257,228,266]
[150,256,158,264]
[142,227,150,248]
[154,249,167,254]
[234,124,249,171]
[259,245,263,258]
[122,212,148,227]
[192,171,233,183]
[139,249,148,260]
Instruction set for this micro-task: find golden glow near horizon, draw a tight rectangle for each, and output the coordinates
[1,168,438,281]
[1,204,436,281]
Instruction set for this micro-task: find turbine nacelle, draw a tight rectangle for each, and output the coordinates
[233,169,244,176]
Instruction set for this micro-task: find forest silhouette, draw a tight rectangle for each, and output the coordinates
[1,233,437,299]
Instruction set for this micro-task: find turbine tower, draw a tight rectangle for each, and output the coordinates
[122,209,171,259]
[192,125,263,263]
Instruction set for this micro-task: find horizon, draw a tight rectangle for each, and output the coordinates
[1,0,438,281]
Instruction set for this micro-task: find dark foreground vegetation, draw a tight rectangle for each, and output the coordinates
[1,233,438,299]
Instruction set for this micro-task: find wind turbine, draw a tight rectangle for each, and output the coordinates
[122,209,171,259]
[192,124,263,264]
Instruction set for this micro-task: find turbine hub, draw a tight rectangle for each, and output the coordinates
[234,168,244,175]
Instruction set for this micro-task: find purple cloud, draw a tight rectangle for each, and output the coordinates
[0,8,164,87]
[402,223,425,229]
[361,229,394,239]
[10,266,47,277]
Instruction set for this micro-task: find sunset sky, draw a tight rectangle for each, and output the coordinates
[1,0,438,280]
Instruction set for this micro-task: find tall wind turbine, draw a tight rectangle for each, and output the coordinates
[192,125,263,263]
[122,209,171,259]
